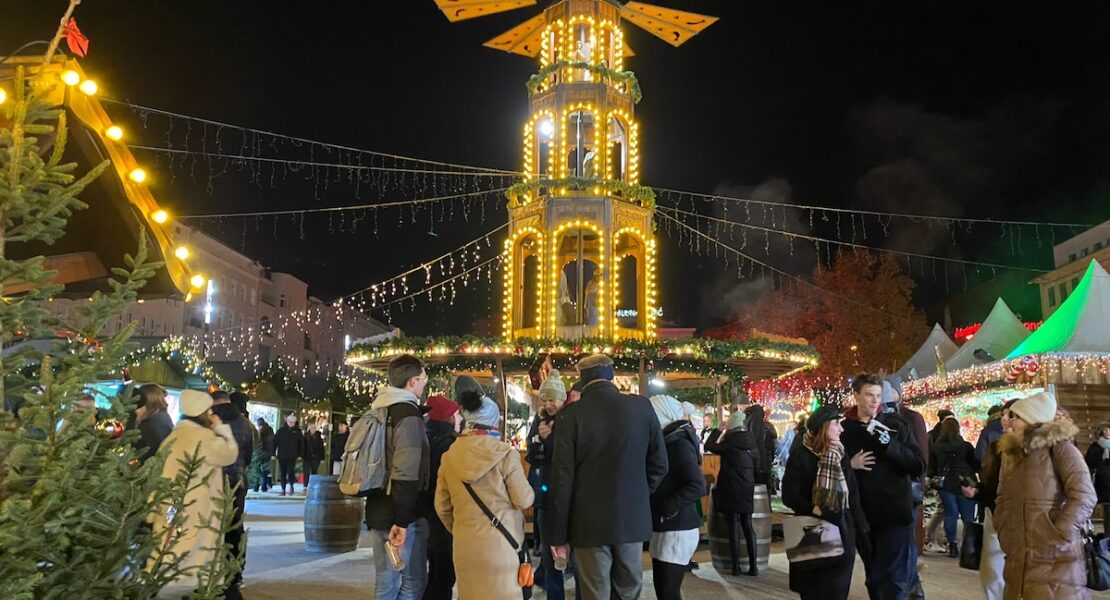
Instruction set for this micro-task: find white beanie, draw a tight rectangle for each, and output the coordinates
[180,389,213,417]
[1011,391,1057,425]
[649,395,685,427]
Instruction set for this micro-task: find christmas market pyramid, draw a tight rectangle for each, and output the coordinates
[945,298,1030,371]
[1007,260,1110,356]
[897,323,958,380]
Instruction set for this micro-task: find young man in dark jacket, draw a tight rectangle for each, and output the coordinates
[366,354,431,600]
[330,421,349,474]
[422,395,459,600]
[273,413,305,496]
[842,373,926,600]
[210,390,253,600]
[547,354,668,600]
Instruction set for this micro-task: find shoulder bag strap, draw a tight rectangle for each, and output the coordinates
[462,481,521,552]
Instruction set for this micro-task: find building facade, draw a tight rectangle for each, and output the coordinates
[1033,219,1110,317]
[47,223,396,378]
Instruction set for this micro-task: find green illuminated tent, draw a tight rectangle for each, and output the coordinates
[946,298,1030,371]
[1007,260,1110,357]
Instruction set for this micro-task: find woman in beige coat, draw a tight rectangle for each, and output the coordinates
[994,392,1096,600]
[151,390,239,597]
[435,377,534,600]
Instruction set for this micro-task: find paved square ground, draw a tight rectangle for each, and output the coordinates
[240,497,1110,599]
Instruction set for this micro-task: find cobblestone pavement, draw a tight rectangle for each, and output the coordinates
[241,498,1110,599]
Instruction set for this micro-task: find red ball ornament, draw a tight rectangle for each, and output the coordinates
[97,419,125,439]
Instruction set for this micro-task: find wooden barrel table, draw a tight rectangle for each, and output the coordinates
[707,484,772,574]
[304,475,364,553]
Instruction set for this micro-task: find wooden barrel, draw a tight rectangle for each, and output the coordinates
[304,475,364,553]
[707,484,772,574]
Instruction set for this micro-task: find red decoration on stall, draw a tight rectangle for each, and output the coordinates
[64,18,89,57]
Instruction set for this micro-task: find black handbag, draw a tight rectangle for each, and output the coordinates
[959,522,983,571]
[1084,528,1110,591]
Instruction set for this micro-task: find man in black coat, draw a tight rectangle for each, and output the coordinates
[273,413,306,496]
[546,354,669,600]
[210,390,253,600]
[842,373,926,600]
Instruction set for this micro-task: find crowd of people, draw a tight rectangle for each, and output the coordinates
[128,356,1108,600]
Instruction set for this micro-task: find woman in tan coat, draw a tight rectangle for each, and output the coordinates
[435,376,534,600]
[994,392,1096,600]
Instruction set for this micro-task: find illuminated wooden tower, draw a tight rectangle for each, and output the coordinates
[435,0,716,341]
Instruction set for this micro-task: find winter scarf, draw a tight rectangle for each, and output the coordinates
[1099,437,1110,460]
[803,432,849,512]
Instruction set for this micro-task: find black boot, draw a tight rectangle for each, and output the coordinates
[741,512,759,576]
[948,541,959,558]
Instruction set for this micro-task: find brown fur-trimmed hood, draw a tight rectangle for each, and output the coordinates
[998,418,1079,457]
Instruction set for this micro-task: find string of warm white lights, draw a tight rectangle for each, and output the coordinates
[658,211,923,325]
[129,146,522,178]
[655,187,1096,229]
[102,98,521,176]
[370,255,502,314]
[657,205,1050,273]
[177,189,507,219]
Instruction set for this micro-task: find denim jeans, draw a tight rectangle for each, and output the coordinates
[939,490,976,543]
[370,518,429,600]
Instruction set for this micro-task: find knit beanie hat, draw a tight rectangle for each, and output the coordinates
[425,395,459,423]
[455,375,500,427]
[180,389,213,417]
[649,395,685,427]
[727,411,746,431]
[1011,391,1057,425]
[539,370,567,404]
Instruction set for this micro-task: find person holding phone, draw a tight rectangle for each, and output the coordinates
[150,389,239,597]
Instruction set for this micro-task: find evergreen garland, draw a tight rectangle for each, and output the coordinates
[526,61,643,104]
[506,177,656,210]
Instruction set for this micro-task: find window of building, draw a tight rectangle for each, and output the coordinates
[1058,283,1068,302]
[1048,287,1056,306]
[1095,241,1104,252]
[1081,248,1090,257]
[279,294,287,308]
[1072,277,1080,291]
[1069,253,1077,262]
[250,289,257,306]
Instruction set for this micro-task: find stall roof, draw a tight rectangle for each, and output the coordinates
[1008,260,1110,357]
[945,298,1030,371]
[897,323,959,380]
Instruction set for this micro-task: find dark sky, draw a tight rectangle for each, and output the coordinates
[5,1,1110,334]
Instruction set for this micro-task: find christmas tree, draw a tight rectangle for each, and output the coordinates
[0,52,239,600]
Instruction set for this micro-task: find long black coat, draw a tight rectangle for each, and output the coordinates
[1085,442,1110,504]
[136,410,174,463]
[258,422,275,459]
[704,426,758,514]
[928,437,978,493]
[274,424,305,461]
[781,445,869,599]
[746,405,778,489]
[424,420,458,550]
[545,380,668,547]
[841,413,926,529]
[212,403,253,485]
[305,430,326,461]
[651,421,706,532]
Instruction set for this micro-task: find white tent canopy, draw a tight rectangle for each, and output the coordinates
[1008,260,1110,356]
[945,298,1030,371]
[898,323,959,380]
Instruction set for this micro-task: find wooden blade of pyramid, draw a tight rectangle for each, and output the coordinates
[434,0,536,23]
[623,41,635,57]
[620,1,718,47]
[483,13,546,57]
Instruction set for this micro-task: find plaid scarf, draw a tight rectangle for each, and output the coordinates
[803,432,849,513]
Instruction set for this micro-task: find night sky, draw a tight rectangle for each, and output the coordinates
[5,1,1110,335]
